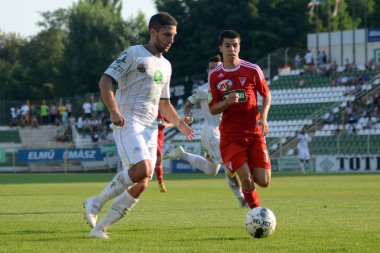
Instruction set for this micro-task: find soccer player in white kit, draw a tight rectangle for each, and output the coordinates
[163,55,246,208]
[83,12,194,239]
[297,128,311,173]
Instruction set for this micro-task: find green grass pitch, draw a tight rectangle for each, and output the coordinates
[0,173,379,253]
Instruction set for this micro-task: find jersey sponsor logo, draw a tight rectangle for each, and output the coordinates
[239,77,247,86]
[217,79,233,91]
[223,89,247,102]
[154,70,163,84]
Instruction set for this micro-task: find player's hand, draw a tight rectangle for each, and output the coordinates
[177,120,195,140]
[110,110,125,127]
[226,93,239,106]
[183,116,193,125]
[256,118,269,137]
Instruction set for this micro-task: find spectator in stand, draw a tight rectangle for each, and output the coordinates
[30,104,39,128]
[96,100,105,117]
[10,106,19,127]
[77,116,84,132]
[58,103,66,126]
[20,101,30,127]
[294,52,302,69]
[304,50,314,73]
[66,99,73,117]
[82,100,92,119]
[40,100,49,125]
[322,51,327,64]
[317,51,323,68]
[49,102,58,125]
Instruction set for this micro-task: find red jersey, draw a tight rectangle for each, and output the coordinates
[208,59,269,138]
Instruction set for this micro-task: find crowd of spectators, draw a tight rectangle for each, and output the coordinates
[323,90,380,136]
[9,98,111,143]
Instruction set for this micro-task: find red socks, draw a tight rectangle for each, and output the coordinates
[155,166,164,184]
[242,188,261,208]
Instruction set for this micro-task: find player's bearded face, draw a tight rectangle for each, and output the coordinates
[154,25,177,53]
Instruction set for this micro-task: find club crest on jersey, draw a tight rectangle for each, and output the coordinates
[137,64,146,73]
[239,77,247,86]
[217,79,233,91]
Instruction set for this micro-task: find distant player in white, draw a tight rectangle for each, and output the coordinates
[83,12,194,239]
[163,55,246,208]
[297,128,311,173]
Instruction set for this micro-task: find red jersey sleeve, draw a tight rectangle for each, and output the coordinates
[208,71,223,108]
[252,64,269,98]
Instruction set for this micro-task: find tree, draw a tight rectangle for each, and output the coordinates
[61,0,132,95]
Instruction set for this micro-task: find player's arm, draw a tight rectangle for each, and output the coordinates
[99,75,125,126]
[256,91,272,137]
[209,93,238,115]
[183,100,194,124]
[159,99,195,140]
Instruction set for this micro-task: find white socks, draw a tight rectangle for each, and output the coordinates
[179,152,220,176]
[98,170,135,206]
[225,170,244,200]
[300,162,305,172]
[95,191,138,230]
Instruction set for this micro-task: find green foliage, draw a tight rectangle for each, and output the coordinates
[0,0,379,100]
[61,0,130,95]
[0,173,379,252]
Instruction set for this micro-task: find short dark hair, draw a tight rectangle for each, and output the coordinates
[148,12,177,32]
[208,55,222,64]
[219,30,241,45]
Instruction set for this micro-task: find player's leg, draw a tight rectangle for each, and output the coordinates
[84,127,152,228]
[155,129,166,192]
[155,155,166,192]
[88,127,157,238]
[249,137,271,188]
[221,141,261,209]
[89,179,145,239]
[235,163,261,208]
[224,169,246,208]
[163,146,220,176]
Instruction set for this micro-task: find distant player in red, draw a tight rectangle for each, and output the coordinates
[208,30,272,209]
[155,111,173,192]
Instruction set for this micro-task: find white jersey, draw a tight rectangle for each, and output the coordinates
[104,45,171,127]
[297,134,311,151]
[297,134,311,160]
[188,82,221,128]
[188,82,223,164]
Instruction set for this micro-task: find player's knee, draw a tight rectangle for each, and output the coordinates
[240,175,255,190]
[255,177,270,188]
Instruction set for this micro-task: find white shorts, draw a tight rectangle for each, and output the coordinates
[298,148,310,161]
[111,123,157,177]
[201,125,223,164]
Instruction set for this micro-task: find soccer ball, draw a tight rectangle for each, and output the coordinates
[245,207,276,238]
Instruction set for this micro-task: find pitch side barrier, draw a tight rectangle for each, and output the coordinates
[15,148,104,173]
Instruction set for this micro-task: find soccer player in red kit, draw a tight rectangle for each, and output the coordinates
[208,30,272,209]
[155,111,173,192]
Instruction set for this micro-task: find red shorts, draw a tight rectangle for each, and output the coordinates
[157,127,164,157]
[220,136,271,173]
